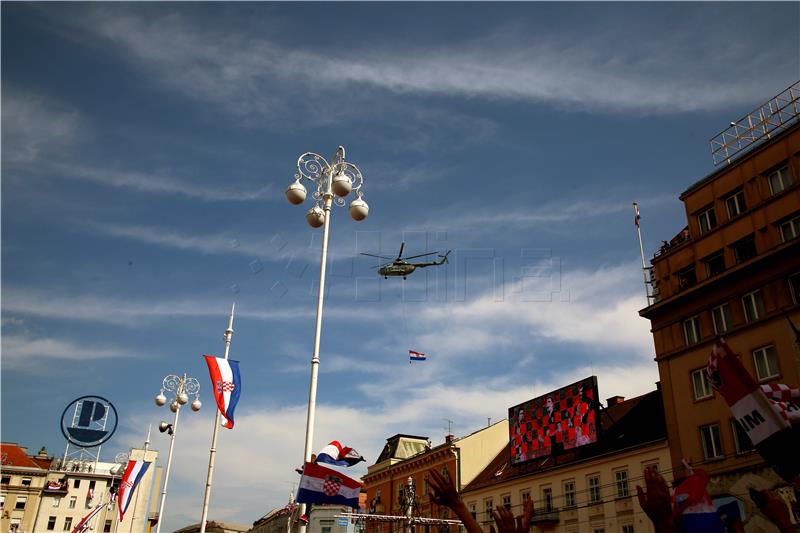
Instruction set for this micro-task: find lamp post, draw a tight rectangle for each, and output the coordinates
[153,374,201,533]
[285,146,368,527]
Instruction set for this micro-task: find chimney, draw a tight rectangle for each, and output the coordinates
[606,395,625,407]
[445,434,455,444]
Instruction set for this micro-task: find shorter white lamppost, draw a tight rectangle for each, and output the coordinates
[153,374,201,533]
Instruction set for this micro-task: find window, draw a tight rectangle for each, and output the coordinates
[697,207,717,235]
[703,251,725,277]
[320,520,333,533]
[74,479,81,488]
[69,496,77,509]
[14,496,27,510]
[542,487,553,512]
[711,304,732,334]
[502,494,511,510]
[484,499,494,521]
[588,475,601,503]
[563,480,576,508]
[677,265,697,291]
[48,517,57,530]
[683,316,701,345]
[644,463,659,473]
[64,518,73,532]
[732,235,757,264]
[0,495,4,508]
[21,477,32,486]
[768,165,792,195]
[9,520,20,533]
[520,490,531,504]
[753,345,779,381]
[692,368,713,400]
[593,528,605,533]
[53,497,61,508]
[700,424,723,459]
[104,520,112,533]
[1,475,10,484]
[725,189,747,219]
[622,525,635,533]
[731,419,754,454]
[790,273,800,304]
[742,290,765,322]
[468,503,477,521]
[615,470,629,498]
[780,216,800,242]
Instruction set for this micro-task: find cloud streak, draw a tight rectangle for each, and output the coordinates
[70,6,797,116]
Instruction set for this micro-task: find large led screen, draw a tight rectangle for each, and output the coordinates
[508,376,599,464]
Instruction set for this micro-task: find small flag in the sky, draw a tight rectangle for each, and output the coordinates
[316,441,366,467]
[72,501,105,533]
[296,461,362,509]
[204,355,242,429]
[409,350,427,362]
[118,460,151,521]
[634,203,641,227]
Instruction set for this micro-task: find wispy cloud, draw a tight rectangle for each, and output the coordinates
[69,7,797,116]
[56,163,273,202]
[1,89,82,164]
[1,333,132,369]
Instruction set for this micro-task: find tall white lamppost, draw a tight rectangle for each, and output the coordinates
[285,146,369,527]
[153,374,201,533]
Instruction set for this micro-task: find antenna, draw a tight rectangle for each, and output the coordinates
[443,418,454,435]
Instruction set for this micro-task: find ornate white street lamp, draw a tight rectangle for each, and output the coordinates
[285,146,368,527]
[153,374,201,533]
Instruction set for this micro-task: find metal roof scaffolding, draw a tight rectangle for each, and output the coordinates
[710,81,800,166]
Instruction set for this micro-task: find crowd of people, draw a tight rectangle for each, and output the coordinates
[425,466,795,533]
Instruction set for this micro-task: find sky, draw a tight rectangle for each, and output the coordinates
[2,2,799,531]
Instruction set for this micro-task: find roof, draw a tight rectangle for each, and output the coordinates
[680,120,800,200]
[1,443,45,469]
[463,389,666,492]
[171,521,250,533]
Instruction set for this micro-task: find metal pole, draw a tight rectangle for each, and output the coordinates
[154,400,181,533]
[199,304,236,533]
[633,202,650,305]
[299,180,334,533]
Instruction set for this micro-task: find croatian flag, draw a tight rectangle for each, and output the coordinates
[409,350,426,362]
[316,440,366,467]
[118,459,151,521]
[708,339,800,487]
[72,501,105,533]
[672,464,724,533]
[204,355,242,429]
[634,203,641,227]
[296,461,362,509]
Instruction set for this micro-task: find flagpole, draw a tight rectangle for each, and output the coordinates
[198,304,236,533]
[633,202,650,305]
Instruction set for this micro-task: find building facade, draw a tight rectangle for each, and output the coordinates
[1,444,51,533]
[362,421,508,533]
[0,443,162,533]
[640,94,800,528]
[31,446,161,533]
[462,390,670,533]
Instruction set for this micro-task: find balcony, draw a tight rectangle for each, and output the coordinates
[529,509,559,525]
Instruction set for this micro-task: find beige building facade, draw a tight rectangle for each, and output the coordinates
[1,444,51,533]
[462,390,670,533]
[0,443,161,533]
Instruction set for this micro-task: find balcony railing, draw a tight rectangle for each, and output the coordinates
[529,509,559,524]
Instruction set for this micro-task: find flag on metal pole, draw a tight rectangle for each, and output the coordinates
[71,501,106,533]
[118,459,151,521]
[204,356,242,429]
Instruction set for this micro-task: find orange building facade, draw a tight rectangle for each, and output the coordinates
[640,116,800,508]
[362,423,508,533]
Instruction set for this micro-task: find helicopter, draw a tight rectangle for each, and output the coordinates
[361,242,451,279]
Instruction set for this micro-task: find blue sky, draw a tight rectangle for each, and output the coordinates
[2,2,798,530]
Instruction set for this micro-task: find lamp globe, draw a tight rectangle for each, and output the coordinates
[286,179,307,205]
[331,172,353,197]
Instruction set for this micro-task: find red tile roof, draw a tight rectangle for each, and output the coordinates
[1,443,42,469]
